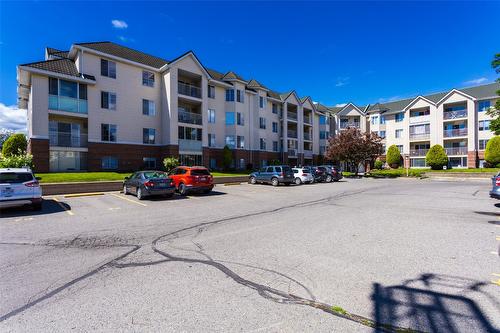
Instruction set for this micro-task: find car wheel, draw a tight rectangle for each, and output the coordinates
[123,185,128,195]
[295,177,302,185]
[249,176,257,185]
[32,202,42,211]
[326,175,332,182]
[137,187,144,200]
[271,178,279,187]
[179,183,187,196]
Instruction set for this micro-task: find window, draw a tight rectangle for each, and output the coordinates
[396,145,403,153]
[142,71,155,87]
[395,112,404,122]
[178,126,202,141]
[101,59,116,78]
[371,116,379,125]
[101,156,118,170]
[259,117,266,129]
[259,96,265,108]
[479,120,490,131]
[143,157,156,169]
[273,141,278,152]
[320,131,328,139]
[479,100,490,112]
[225,135,235,149]
[237,112,244,126]
[272,104,278,114]
[59,80,78,98]
[208,109,216,123]
[380,115,386,124]
[225,112,235,125]
[319,115,327,125]
[208,85,215,99]
[79,84,87,100]
[272,122,278,133]
[395,129,403,138]
[410,158,427,168]
[49,77,87,100]
[49,77,58,95]
[101,91,116,110]
[225,89,235,101]
[101,124,117,142]
[260,138,266,150]
[142,99,155,116]
[237,135,245,149]
[143,128,156,144]
[209,158,217,170]
[479,139,489,150]
[319,146,326,154]
[236,89,244,103]
[208,133,216,147]
[379,130,386,138]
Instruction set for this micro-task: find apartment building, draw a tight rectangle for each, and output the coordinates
[17,42,336,172]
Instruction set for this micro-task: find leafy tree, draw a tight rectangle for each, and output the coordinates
[386,145,401,168]
[222,145,232,171]
[426,144,448,170]
[163,156,179,172]
[374,160,384,170]
[1,133,27,157]
[0,153,33,168]
[485,136,500,167]
[486,53,500,134]
[325,128,383,174]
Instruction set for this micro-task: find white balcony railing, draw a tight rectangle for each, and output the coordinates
[178,82,201,98]
[340,122,360,129]
[49,95,88,114]
[49,132,88,148]
[445,147,468,155]
[409,132,430,140]
[409,115,430,124]
[444,128,468,138]
[443,110,467,120]
[410,149,429,157]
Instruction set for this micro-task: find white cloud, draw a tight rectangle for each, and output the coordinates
[463,77,488,86]
[111,19,128,29]
[0,103,27,133]
[378,96,403,103]
[335,77,350,87]
[335,103,347,107]
[117,36,135,43]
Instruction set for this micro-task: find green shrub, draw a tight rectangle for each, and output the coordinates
[1,133,27,157]
[0,153,33,168]
[222,145,232,171]
[485,136,500,166]
[374,160,384,170]
[163,156,179,172]
[426,144,448,170]
[386,145,401,168]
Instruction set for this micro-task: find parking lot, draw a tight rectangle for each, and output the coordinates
[1,178,499,332]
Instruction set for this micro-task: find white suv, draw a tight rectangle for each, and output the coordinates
[292,167,314,185]
[0,168,42,210]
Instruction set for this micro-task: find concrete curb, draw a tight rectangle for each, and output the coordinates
[41,176,249,196]
[423,172,495,179]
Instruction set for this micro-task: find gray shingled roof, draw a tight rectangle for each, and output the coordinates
[47,47,69,59]
[76,42,169,69]
[222,71,247,82]
[20,58,95,80]
[247,79,269,90]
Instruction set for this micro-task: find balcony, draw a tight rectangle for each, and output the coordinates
[178,82,201,98]
[410,149,429,157]
[409,132,430,140]
[288,149,297,157]
[288,130,298,138]
[304,150,313,158]
[179,139,202,152]
[340,122,360,129]
[304,132,311,141]
[178,109,202,125]
[304,115,312,124]
[443,109,467,120]
[287,112,298,121]
[444,128,468,138]
[409,115,430,124]
[445,147,468,155]
[49,132,88,148]
[49,95,88,114]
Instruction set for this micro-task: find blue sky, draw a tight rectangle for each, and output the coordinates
[0,1,499,129]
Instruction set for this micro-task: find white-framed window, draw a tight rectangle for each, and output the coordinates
[237,112,244,126]
[395,112,404,122]
[208,109,216,123]
[143,128,156,144]
[208,85,215,99]
[142,99,155,116]
[371,116,379,125]
[101,91,116,110]
[273,141,278,152]
[100,59,116,78]
[237,135,245,149]
[259,96,266,108]
[479,139,489,150]
[143,157,156,169]
[478,100,490,112]
[395,129,403,138]
[479,120,490,131]
[380,115,386,124]
[320,131,328,139]
[396,145,403,153]
[379,130,386,138]
[142,71,155,87]
[236,89,244,103]
[259,117,266,129]
[272,122,278,133]
[260,138,266,150]
[208,133,216,147]
[225,112,235,125]
[102,156,118,170]
[225,135,235,149]
[101,124,117,142]
[225,89,235,101]
[272,104,278,114]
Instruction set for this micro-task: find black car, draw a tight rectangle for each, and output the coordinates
[318,165,343,182]
[123,170,176,200]
[309,166,327,182]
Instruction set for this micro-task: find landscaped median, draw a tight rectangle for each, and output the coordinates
[344,168,499,179]
[37,172,249,196]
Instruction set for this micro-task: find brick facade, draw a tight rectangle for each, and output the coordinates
[28,138,50,173]
[467,150,478,168]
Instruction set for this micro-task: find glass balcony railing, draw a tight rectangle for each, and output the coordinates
[303,115,312,124]
[178,82,201,98]
[445,147,468,155]
[303,150,313,158]
[178,110,202,125]
[288,149,297,157]
[444,128,468,138]
[287,112,298,121]
[287,130,298,138]
[410,149,429,157]
[443,110,467,120]
[179,139,202,152]
[304,132,311,141]
[409,132,430,140]
[49,95,88,114]
[49,132,88,148]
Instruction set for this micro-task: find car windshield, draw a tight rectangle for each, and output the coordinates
[191,169,210,176]
[143,171,168,179]
[0,172,34,184]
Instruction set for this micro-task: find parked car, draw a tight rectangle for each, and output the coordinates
[168,166,214,195]
[318,165,343,182]
[490,171,500,199]
[123,170,175,200]
[249,165,294,186]
[309,166,327,182]
[0,168,42,210]
[292,167,314,185]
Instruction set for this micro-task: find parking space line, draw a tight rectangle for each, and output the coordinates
[492,273,500,277]
[110,193,147,207]
[64,192,104,198]
[491,279,500,286]
[52,197,74,216]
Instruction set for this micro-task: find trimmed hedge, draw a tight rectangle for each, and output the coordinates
[386,145,401,168]
[485,136,500,167]
[426,145,448,170]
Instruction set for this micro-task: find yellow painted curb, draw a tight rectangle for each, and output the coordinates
[224,182,243,186]
[64,192,105,198]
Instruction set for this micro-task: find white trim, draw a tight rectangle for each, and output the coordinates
[18,66,96,84]
[165,52,211,79]
[337,102,365,116]
[403,95,436,111]
[30,135,50,140]
[436,89,476,105]
[48,109,88,118]
[209,79,232,88]
[49,146,88,152]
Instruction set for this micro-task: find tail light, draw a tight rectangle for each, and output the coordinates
[144,181,155,187]
[280,172,284,176]
[303,173,309,176]
[496,177,500,186]
[170,182,174,187]
[24,180,39,187]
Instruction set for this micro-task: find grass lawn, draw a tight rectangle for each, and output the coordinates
[344,167,499,179]
[36,171,249,183]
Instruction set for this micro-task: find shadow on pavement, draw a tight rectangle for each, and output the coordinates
[0,199,69,218]
[372,273,499,333]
